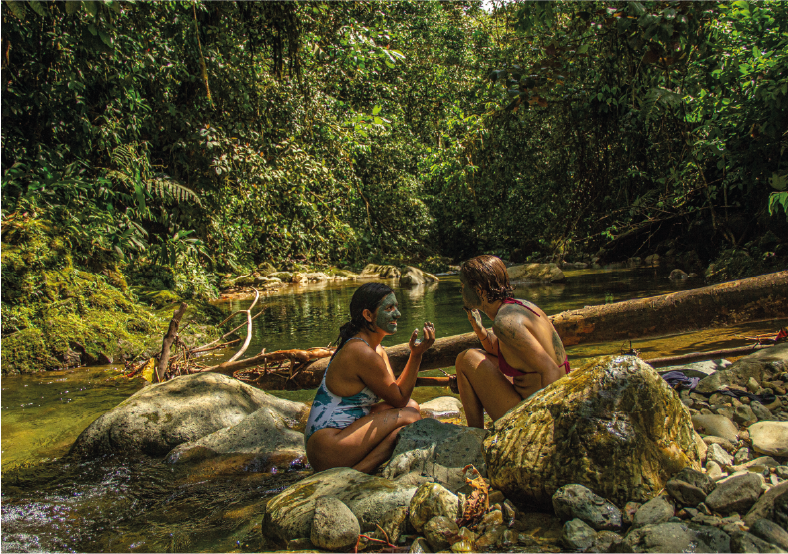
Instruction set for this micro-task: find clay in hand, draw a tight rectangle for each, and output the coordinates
[410,321,436,353]
[464,307,484,333]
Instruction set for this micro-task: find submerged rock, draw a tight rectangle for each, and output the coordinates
[70,373,283,458]
[507,263,566,283]
[164,399,308,472]
[262,467,416,545]
[484,356,704,508]
[383,418,488,492]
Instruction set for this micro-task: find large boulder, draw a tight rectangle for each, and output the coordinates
[69,373,283,458]
[382,418,488,492]
[507,263,566,283]
[360,264,401,279]
[262,467,417,546]
[484,355,704,508]
[696,343,788,394]
[399,266,439,287]
[164,399,308,472]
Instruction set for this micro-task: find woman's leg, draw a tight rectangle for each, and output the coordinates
[455,348,524,428]
[306,405,421,473]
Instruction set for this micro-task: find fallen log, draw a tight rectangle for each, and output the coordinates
[644,344,774,368]
[247,270,788,390]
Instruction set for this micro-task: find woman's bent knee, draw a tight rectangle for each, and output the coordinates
[400,406,421,425]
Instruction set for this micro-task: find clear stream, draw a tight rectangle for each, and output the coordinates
[3,268,786,552]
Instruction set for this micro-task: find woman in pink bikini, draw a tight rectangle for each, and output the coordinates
[454,255,570,428]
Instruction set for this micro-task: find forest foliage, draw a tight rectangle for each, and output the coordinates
[2,0,787,275]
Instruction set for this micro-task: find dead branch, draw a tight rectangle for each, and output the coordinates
[155,302,188,383]
[197,347,335,376]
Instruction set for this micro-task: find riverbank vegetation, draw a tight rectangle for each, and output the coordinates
[3,1,788,372]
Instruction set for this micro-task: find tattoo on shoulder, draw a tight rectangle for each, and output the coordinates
[552,331,566,363]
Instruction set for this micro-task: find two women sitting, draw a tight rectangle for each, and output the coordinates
[304,255,569,473]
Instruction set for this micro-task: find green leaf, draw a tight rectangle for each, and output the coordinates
[99,29,113,47]
[5,1,26,19]
[372,105,382,115]
[769,172,788,191]
[631,2,647,15]
[83,0,98,16]
[577,44,589,54]
[88,23,97,36]
[28,1,47,17]
[66,0,81,15]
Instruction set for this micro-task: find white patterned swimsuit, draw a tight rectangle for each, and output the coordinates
[304,337,381,442]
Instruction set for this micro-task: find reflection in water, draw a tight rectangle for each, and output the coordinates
[2,267,784,552]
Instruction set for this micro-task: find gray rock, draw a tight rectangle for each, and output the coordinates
[552,484,623,530]
[383,418,487,493]
[749,422,788,457]
[562,518,597,551]
[706,472,764,515]
[592,530,623,553]
[666,468,716,507]
[734,447,754,465]
[707,460,725,481]
[735,405,758,426]
[399,266,439,287]
[507,263,566,283]
[696,343,788,395]
[419,396,463,420]
[409,482,459,533]
[310,496,360,551]
[777,466,788,480]
[751,518,788,551]
[748,377,763,394]
[744,481,788,526]
[164,402,306,471]
[703,435,738,453]
[423,516,458,551]
[708,443,735,467]
[632,495,675,528]
[693,414,740,443]
[262,467,416,545]
[751,402,775,422]
[729,531,785,554]
[70,373,296,458]
[621,522,731,553]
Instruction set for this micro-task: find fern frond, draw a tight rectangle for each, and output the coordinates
[147,177,202,207]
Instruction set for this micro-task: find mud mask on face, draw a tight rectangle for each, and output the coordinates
[375,293,400,333]
[460,275,482,309]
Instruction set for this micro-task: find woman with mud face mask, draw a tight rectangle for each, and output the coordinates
[305,282,436,473]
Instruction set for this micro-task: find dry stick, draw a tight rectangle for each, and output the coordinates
[190,338,241,354]
[202,347,335,376]
[155,302,188,383]
[226,289,260,363]
[191,307,265,352]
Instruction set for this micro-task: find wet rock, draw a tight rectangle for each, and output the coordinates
[400,266,439,287]
[485,356,704,507]
[632,495,674,528]
[749,422,788,457]
[409,537,430,553]
[475,525,506,550]
[552,484,623,530]
[669,269,689,280]
[507,263,566,283]
[666,467,716,507]
[744,481,788,526]
[620,522,730,553]
[375,506,409,545]
[696,343,788,395]
[751,518,788,551]
[692,414,740,443]
[708,443,735,467]
[729,531,784,554]
[703,435,738,453]
[419,396,463,421]
[384,418,488,493]
[262,467,416,545]
[408,482,460,533]
[423,516,458,552]
[562,518,597,551]
[734,405,758,426]
[360,264,401,279]
[164,401,307,472]
[310,496,360,551]
[705,472,764,515]
[70,373,290,458]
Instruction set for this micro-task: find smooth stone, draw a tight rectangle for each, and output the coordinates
[706,472,765,515]
[708,443,735,467]
[507,263,566,283]
[310,496,360,551]
[632,495,675,528]
[424,516,459,552]
[69,373,304,458]
[409,482,460,533]
[749,422,788,457]
[748,378,763,394]
[485,356,704,507]
[693,414,740,443]
[262,468,416,545]
[706,460,725,481]
[666,468,715,507]
[420,396,464,420]
[384,418,488,492]
[729,531,785,554]
[620,522,731,553]
[751,518,788,551]
[735,405,758,426]
[552,484,623,531]
[751,402,775,422]
[703,435,738,453]
[562,518,597,551]
[696,343,788,395]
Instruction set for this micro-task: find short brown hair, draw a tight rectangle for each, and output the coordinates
[459,255,514,303]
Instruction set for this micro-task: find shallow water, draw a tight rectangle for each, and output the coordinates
[2,267,785,552]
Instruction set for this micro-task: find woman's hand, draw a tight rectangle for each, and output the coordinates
[409,322,436,355]
[464,307,485,335]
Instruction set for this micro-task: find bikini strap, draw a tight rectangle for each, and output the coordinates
[345,336,372,348]
[502,297,540,317]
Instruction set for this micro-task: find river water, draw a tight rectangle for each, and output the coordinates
[2,268,785,552]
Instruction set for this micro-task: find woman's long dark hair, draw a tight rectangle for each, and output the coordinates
[333,282,394,357]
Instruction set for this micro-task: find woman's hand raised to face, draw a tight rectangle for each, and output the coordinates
[464,307,484,334]
[409,322,436,355]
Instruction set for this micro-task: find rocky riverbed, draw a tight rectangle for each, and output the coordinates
[68,343,788,552]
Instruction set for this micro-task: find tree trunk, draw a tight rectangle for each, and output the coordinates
[256,270,788,390]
